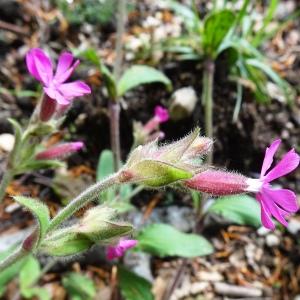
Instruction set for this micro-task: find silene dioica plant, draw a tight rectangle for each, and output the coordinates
[0,46,299,298]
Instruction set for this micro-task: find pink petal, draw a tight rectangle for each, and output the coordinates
[262,186,299,213]
[264,149,300,182]
[119,239,138,250]
[58,81,91,99]
[26,48,53,86]
[54,52,74,81]
[257,194,275,230]
[55,58,80,84]
[260,189,288,227]
[154,106,169,123]
[44,87,70,105]
[260,139,281,177]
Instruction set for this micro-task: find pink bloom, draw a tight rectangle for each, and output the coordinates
[185,139,299,230]
[143,105,169,134]
[106,239,137,260]
[26,48,91,105]
[36,142,84,160]
[154,105,169,122]
[246,139,299,229]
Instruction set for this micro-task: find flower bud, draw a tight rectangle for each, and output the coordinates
[143,105,169,133]
[35,142,84,160]
[41,206,134,257]
[39,94,57,122]
[184,170,248,195]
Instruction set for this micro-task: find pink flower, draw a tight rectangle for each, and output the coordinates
[247,139,299,229]
[36,142,84,160]
[154,105,169,122]
[185,140,299,230]
[26,48,91,105]
[143,105,169,134]
[106,239,137,260]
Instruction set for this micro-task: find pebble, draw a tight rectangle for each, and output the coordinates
[265,234,280,247]
[196,271,223,282]
[287,219,300,235]
[257,226,271,236]
[0,133,15,152]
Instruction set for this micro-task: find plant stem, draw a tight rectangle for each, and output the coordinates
[47,173,120,233]
[0,169,14,203]
[109,102,122,171]
[110,0,126,171]
[0,247,28,273]
[202,58,215,164]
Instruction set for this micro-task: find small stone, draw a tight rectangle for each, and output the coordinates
[266,234,280,247]
[287,219,300,235]
[5,202,21,213]
[190,282,209,294]
[196,271,223,282]
[0,133,15,152]
[257,226,271,236]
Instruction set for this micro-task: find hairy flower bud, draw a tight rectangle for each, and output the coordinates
[36,142,84,160]
[121,127,212,187]
[184,170,248,195]
[41,206,134,256]
[39,94,57,122]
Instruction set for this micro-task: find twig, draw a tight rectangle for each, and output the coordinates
[0,20,29,36]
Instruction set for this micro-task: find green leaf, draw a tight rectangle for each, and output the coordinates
[96,149,116,202]
[62,272,96,300]
[8,118,23,166]
[97,150,114,181]
[137,224,213,257]
[208,195,261,227]
[117,65,172,97]
[0,248,27,296]
[119,267,153,300]
[202,10,235,58]
[19,255,51,300]
[17,159,65,173]
[132,160,193,187]
[13,196,50,245]
[20,255,40,289]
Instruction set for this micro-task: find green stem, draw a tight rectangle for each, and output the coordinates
[202,58,215,164]
[47,173,121,233]
[0,247,28,273]
[0,169,14,203]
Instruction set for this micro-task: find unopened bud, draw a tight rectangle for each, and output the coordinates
[39,94,57,122]
[36,142,84,160]
[106,238,137,260]
[184,170,248,195]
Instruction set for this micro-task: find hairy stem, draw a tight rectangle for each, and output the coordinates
[47,173,120,233]
[202,59,215,164]
[0,247,28,273]
[109,0,127,171]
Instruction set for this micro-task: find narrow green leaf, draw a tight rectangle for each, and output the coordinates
[137,224,213,257]
[117,65,172,97]
[13,196,50,244]
[62,272,96,300]
[202,10,235,58]
[8,118,23,166]
[119,267,153,300]
[208,195,261,227]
